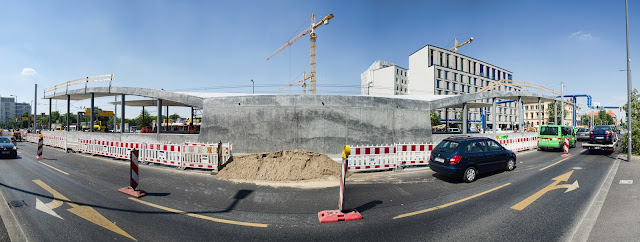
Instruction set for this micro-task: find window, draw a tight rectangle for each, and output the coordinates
[446,82,450,89]
[440,52,443,66]
[438,69,442,78]
[464,141,487,153]
[446,54,450,67]
[462,84,465,92]
[497,70,501,80]
[453,83,456,90]
[474,78,477,85]
[445,71,448,79]
[492,68,496,80]
[430,49,434,66]
[438,90,442,95]
[436,80,440,88]
[436,141,460,153]
[455,57,458,70]
[454,73,457,81]
[475,87,478,92]
[508,74,513,80]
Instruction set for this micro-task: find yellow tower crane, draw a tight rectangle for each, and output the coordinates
[449,37,474,53]
[268,13,334,94]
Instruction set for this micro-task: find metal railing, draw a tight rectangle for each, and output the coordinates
[44,74,115,95]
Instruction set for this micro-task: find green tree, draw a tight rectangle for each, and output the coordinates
[546,102,568,124]
[133,110,156,128]
[430,110,440,127]
[169,113,181,122]
[60,113,78,124]
[621,88,640,155]
[50,111,61,123]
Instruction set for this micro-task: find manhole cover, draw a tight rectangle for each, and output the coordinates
[8,200,27,208]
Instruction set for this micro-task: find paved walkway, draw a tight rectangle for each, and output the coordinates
[586,154,640,241]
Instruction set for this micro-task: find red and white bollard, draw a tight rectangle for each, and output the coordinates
[318,145,363,223]
[561,137,571,157]
[118,149,147,197]
[36,135,44,159]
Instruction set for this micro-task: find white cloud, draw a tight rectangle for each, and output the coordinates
[21,67,37,76]
[569,31,593,41]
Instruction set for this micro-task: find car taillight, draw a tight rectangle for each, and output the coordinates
[607,131,612,135]
[590,131,593,135]
[450,155,462,165]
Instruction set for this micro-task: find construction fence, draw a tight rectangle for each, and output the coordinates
[348,133,539,172]
[25,133,232,171]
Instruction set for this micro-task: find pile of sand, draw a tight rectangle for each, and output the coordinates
[217,150,340,181]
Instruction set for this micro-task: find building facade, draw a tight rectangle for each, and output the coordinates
[407,45,519,129]
[361,61,409,95]
[0,96,32,125]
[523,101,580,127]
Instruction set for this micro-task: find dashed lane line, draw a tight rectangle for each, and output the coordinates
[393,183,511,219]
[129,197,269,228]
[39,161,70,175]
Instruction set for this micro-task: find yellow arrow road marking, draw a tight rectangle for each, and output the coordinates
[511,171,578,211]
[129,198,269,228]
[32,180,136,240]
[393,183,511,219]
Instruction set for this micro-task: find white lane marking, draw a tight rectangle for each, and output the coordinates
[568,156,621,242]
[35,198,63,220]
[619,180,633,185]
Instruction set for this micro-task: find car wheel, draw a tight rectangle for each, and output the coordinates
[463,167,477,183]
[506,158,516,171]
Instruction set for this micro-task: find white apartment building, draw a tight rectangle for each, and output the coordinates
[408,45,520,129]
[360,61,408,95]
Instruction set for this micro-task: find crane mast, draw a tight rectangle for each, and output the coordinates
[269,13,334,94]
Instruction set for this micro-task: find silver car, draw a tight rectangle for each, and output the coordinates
[576,128,591,141]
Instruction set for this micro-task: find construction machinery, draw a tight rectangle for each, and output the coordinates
[82,108,114,132]
[268,13,334,94]
[280,71,311,94]
[449,37,474,53]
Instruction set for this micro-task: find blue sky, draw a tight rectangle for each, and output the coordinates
[0,0,637,119]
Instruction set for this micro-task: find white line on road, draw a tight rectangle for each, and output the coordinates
[567,155,621,242]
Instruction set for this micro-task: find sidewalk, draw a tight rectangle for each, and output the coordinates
[586,154,640,241]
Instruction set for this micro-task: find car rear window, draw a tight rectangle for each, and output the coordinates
[436,140,460,153]
[594,126,611,131]
[578,128,588,132]
[540,126,558,136]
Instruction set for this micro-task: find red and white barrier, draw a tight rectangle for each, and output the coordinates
[347,145,397,171]
[396,143,433,166]
[182,142,232,170]
[143,143,184,168]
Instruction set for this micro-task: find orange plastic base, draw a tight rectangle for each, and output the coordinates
[561,153,572,157]
[118,186,147,198]
[36,156,44,159]
[317,209,362,223]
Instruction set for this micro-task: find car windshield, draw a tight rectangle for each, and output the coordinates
[0,137,11,143]
[578,128,588,132]
[540,126,558,136]
[594,126,611,131]
[436,140,460,153]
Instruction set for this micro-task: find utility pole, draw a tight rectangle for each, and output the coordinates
[561,82,564,126]
[625,0,633,161]
[33,84,37,133]
[251,79,254,94]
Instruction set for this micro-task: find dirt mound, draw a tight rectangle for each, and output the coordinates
[217,150,340,181]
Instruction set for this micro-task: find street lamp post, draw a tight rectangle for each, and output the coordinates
[251,79,254,94]
[625,0,633,161]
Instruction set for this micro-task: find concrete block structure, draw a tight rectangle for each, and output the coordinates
[524,101,580,127]
[0,96,31,125]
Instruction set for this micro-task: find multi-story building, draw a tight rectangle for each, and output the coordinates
[407,45,519,130]
[360,61,409,95]
[0,96,32,125]
[523,102,580,127]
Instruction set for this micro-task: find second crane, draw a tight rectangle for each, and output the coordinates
[268,13,334,94]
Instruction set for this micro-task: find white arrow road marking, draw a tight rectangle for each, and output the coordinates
[35,198,63,220]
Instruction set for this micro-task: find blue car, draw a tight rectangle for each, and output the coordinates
[429,136,516,182]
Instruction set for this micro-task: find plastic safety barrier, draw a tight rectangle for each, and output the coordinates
[347,145,397,171]
[182,142,232,170]
[396,143,434,167]
[143,143,184,168]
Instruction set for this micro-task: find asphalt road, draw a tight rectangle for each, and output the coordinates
[0,141,618,241]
